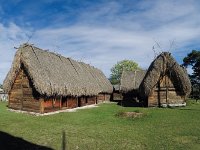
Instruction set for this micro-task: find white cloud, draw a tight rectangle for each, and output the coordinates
[1,0,200,83]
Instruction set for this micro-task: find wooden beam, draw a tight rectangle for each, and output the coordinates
[66,97,68,108]
[40,98,44,114]
[76,97,78,107]
[59,96,62,109]
[20,70,24,110]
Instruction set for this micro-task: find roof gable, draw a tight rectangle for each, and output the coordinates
[139,52,191,97]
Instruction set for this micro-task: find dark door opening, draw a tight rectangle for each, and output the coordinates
[61,97,67,108]
[78,98,81,107]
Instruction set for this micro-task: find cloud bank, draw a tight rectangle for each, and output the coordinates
[1,0,200,83]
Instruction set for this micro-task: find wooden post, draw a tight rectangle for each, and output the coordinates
[20,70,24,110]
[76,97,78,108]
[52,98,54,108]
[165,76,168,106]
[158,80,160,107]
[66,97,68,108]
[59,96,62,109]
[40,99,44,114]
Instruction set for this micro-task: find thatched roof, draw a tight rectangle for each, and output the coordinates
[3,43,113,97]
[139,52,191,97]
[120,70,146,93]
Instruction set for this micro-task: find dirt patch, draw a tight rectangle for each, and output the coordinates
[116,111,144,118]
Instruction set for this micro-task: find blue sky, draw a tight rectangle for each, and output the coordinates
[0,0,200,83]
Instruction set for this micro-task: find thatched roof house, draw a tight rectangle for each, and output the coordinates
[3,43,113,113]
[139,52,191,107]
[120,70,146,93]
[119,70,146,101]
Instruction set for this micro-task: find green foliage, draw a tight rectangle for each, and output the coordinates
[0,101,199,149]
[109,60,140,84]
[183,50,200,78]
[0,84,2,89]
[183,50,200,98]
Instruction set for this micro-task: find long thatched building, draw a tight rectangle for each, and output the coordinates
[139,52,191,107]
[120,70,146,100]
[3,43,113,113]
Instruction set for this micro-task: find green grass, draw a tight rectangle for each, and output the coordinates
[0,100,200,150]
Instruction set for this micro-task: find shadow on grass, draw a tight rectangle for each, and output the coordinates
[112,91,145,107]
[177,108,200,111]
[0,131,53,150]
[111,99,144,107]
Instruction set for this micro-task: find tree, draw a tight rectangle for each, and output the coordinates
[109,60,141,85]
[0,84,2,89]
[183,50,200,99]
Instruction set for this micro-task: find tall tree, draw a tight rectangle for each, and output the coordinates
[109,60,141,85]
[183,50,200,98]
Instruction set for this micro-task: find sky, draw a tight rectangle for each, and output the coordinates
[0,0,200,84]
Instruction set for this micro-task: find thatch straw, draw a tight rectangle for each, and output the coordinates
[3,43,113,96]
[139,52,191,98]
[120,70,146,93]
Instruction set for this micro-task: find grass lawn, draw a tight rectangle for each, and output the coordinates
[0,100,200,150]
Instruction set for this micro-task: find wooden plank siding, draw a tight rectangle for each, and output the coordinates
[8,68,41,112]
[87,96,96,105]
[148,74,185,107]
[8,67,102,113]
[67,97,78,109]
[97,93,110,103]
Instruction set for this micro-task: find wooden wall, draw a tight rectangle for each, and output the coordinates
[43,98,61,113]
[87,96,96,105]
[97,93,111,103]
[105,94,111,101]
[67,97,78,109]
[112,92,123,101]
[78,97,86,107]
[42,96,97,112]
[60,96,97,109]
[148,74,185,107]
[8,68,41,113]
[8,66,99,114]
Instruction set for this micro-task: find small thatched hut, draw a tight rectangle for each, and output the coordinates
[120,70,146,100]
[139,52,191,107]
[3,43,113,113]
